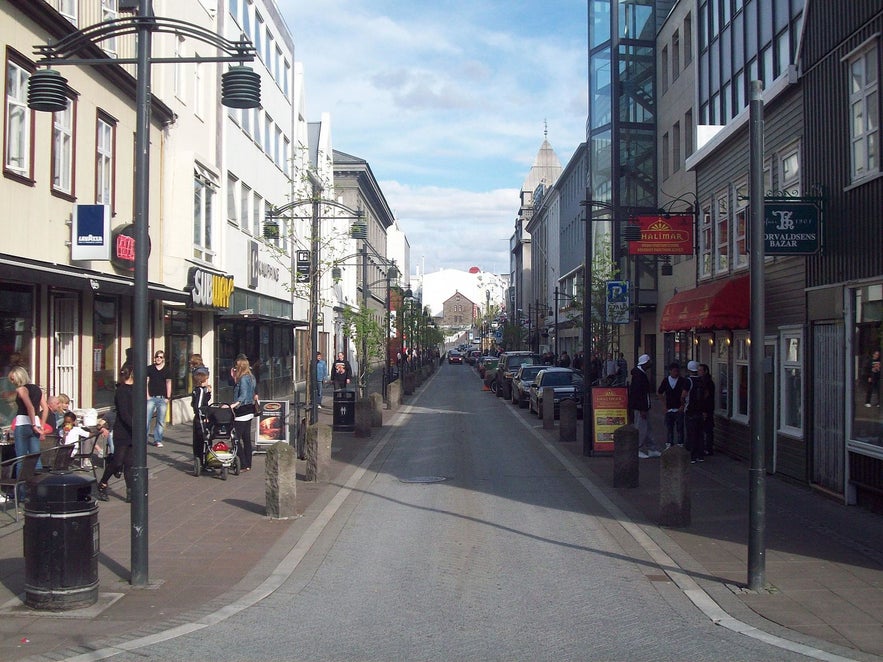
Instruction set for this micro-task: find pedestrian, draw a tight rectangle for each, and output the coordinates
[558,351,571,368]
[682,361,708,464]
[572,351,583,373]
[188,353,205,374]
[331,351,352,391]
[316,352,328,407]
[190,366,211,467]
[614,352,629,386]
[9,366,48,472]
[698,363,716,455]
[864,348,881,407]
[146,349,171,447]
[628,354,660,458]
[657,361,687,448]
[231,356,256,472]
[97,364,135,502]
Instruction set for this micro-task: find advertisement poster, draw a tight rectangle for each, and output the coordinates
[591,387,628,453]
[256,400,288,447]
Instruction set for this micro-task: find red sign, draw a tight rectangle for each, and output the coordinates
[628,214,694,255]
[110,223,151,272]
[591,387,628,453]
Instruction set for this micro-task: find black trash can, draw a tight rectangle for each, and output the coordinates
[23,472,99,610]
[333,389,356,432]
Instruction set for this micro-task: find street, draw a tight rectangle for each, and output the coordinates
[103,363,817,661]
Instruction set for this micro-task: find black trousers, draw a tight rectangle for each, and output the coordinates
[99,443,132,488]
[234,419,253,470]
[685,413,705,461]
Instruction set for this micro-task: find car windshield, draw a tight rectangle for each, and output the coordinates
[510,356,539,368]
[542,372,575,386]
[520,366,543,380]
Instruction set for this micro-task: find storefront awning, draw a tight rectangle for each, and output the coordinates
[659,275,750,332]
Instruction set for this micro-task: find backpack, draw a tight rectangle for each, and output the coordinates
[684,375,705,415]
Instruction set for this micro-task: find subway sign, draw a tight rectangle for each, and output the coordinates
[187,267,235,310]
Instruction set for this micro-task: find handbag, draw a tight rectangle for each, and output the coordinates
[237,403,255,416]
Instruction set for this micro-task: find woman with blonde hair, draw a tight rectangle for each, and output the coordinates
[9,366,48,469]
[231,356,257,471]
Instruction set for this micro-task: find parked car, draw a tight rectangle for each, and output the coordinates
[477,356,499,379]
[448,350,463,364]
[528,367,585,419]
[510,364,546,408]
[494,352,543,400]
[465,349,482,365]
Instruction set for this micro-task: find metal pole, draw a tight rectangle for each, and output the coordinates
[130,0,152,587]
[383,272,391,403]
[554,286,559,359]
[582,191,594,456]
[748,80,767,591]
[308,188,320,425]
[361,241,368,399]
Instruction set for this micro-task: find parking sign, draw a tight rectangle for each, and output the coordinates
[606,280,630,324]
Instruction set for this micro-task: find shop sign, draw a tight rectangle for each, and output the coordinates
[72,204,110,260]
[591,387,628,453]
[628,215,694,255]
[256,401,289,447]
[110,223,151,272]
[247,240,280,289]
[187,267,234,310]
[763,202,820,255]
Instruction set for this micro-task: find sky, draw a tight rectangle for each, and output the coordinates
[282,1,588,276]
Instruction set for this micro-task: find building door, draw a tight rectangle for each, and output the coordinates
[812,322,845,493]
[764,339,777,474]
[52,293,79,407]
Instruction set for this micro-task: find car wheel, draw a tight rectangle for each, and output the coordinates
[518,397,526,409]
[495,381,503,398]
[511,389,518,405]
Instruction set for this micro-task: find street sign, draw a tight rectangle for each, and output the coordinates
[295,250,310,283]
[606,280,630,324]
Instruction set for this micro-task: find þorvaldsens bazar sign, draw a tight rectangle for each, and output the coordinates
[763,201,821,255]
[628,215,694,255]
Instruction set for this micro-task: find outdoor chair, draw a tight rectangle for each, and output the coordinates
[71,432,103,480]
[0,452,42,522]
[40,444,77,473]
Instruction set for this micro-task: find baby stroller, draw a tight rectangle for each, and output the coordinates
[195,403,241,480]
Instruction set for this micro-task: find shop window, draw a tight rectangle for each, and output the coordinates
[732,333,749,421]
[779,142,801,197]
[699,204,712,279]
[853,284,882,447]
[165,308,194,397]
[847,39,879,183]
[227,172,239,225]
[734,181,748,268]
[5,53,34,181]
[779,328,803,436]
[92,296,118,409]
[0,284,34,428]
[714,189,729,274]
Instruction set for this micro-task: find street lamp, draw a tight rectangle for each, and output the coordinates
[553,286,577,360]
[28,1,259,586]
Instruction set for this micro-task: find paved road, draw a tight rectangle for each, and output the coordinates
[101,364,816,661]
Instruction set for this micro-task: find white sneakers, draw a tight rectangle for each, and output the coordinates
[639,449,661,458]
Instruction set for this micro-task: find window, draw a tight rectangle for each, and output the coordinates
[714,337,730,413]
[242,0,251,38]
[732,334,749,421]
[672,30,680,81]
[714,190,729,274]
[254,11,264,58]
[283,59,291,97]
[58,0,78,25]
[852,284,882,447]
[227,172,239,225]
[5,56,33,180]
[101,0,118,56]
[240,182,251,232]
[780,143,801,197]
[661,45,669,93]
[780,329,803,436]
[672,121,681,173]
[684,13,692,65]
[229,0,239,24]
[241,102,251,134]
[174,36,186,102]
[733,181,748,268]
[96,113,115,209]
[662,131,670,180]
[685,109,694,156]
[265,32,273,69]
[193,167,217,263]
[252,192,262,237]
[699,204,712,278]
[264,115,272,155]
[849,41,879,182]
[52,97,75,196]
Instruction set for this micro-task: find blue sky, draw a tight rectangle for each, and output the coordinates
[282,1,588,275]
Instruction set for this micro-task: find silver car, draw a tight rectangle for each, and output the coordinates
[510,364,545,408]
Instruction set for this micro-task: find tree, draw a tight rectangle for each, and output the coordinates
[341,304,386,399]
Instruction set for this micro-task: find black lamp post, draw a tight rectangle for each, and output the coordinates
[28,1,259,586]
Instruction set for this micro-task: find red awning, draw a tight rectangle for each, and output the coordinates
[659,275,750,332]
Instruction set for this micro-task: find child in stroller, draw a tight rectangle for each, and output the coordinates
[195,403,241,479]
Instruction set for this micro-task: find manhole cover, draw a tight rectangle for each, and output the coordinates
[399,476,447,484]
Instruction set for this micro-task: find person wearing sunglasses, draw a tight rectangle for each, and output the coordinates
[146,350,172,447]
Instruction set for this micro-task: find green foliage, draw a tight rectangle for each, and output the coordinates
[340,305,387,394]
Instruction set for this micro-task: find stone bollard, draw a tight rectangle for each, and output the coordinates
[368,392,383,427]
[659,444,691,527]
[414,369,424,387]
[403,373,415,395]
[542,387,555,430]
[613,424,639,488]
[354,400,373,438]
[305,422,332,482]
[265,441,297,519]
[388,381,401,410]
[559,399,577,442]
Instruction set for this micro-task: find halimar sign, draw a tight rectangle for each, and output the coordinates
[763,202,821,255]
[187,267,234,310]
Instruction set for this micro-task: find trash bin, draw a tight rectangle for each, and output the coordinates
[333,389,356,432]
[23,471,99,610]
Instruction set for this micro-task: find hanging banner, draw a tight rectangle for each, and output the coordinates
[628,214,694,255]
[591,387,628,453]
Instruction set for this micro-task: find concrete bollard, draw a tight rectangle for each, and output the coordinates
[354,400,373,438]
[613,424,639,488]
[265,441,297,519]
[368,392,383,427]
[403,373,415,395]
[559,399,577,442]
[415,369,424,386]
[659,444,691,527]
[305,422,332,482]
[542,386,555,429]
[388,381,401,410]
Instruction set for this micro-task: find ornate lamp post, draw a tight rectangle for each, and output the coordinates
[28,0,259,586]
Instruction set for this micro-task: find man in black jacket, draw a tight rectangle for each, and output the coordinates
[657,362,687,448]
[628,354,660,458]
